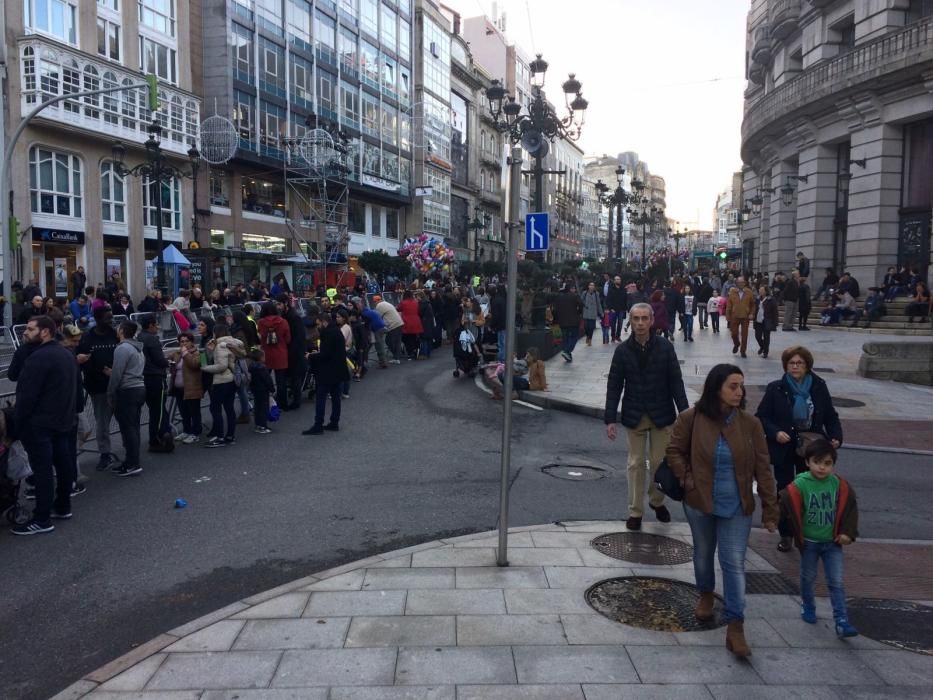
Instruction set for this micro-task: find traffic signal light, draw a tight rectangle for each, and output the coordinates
[145,74,160,111]
[719,251,727,260]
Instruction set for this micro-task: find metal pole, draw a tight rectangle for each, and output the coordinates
[497,145,522,568]
[616,202,623,269]
[153,150,166,294]
[606,203,614,263]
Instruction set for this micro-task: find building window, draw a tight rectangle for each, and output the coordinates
[399,19,410,62]
[340,0,358,20]
[242,176,285,217]
[382,150,398,181]
[399,67,410,105]
[30,147,82,218]
[97,17,121,61]
[259,38,285,97]
[386,209,398,239]
[25,0,77,45]
[399,111,411,152]
[100,161,125,223]
[291,55,313,109]
[339,27,359,79]
[371,204,382,237]
[101,71,120,125]
[232,23,253,84]
[317,70,337,122]
[209,169,230,207]
[381,104,397,146]
[255,0,283,36]
[138,0,175,37]
[233,89,256,148]
[259,100,286,154]
[315,10,337,67]
[140,36,177,83]
[361,40,379,90]
[287,0,311,51]
[908,0,933,21]
[360,0,377,37]
[348,199,365,233]
[98,0,119,9]
[363,142,380,175]
[380,5,397,52]
[361,92,379,138]
[143,176,181,230]
[382,54,396,99]
[340,81,359,129]
[421,17,450,98]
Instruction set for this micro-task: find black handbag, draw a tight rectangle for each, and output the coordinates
[654,410,696,502]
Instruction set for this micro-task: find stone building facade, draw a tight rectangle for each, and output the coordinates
[741,0,933,285]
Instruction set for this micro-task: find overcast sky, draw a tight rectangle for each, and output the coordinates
[446,0,750,230]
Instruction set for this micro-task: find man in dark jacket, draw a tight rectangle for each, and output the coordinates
[604,302,689,531]
[553,284,582,362]
[696,279,713,329]
[488,286,508,362]
[76,306,120,470]
[70,266,87,298]
[605,275,627,342]
[782,271,800,331]
[796,252,811,281]
[17,295,45,324]
[139,315,173,452]
[302,312,349,435]
[12,315,78,535]
[279,295,307,410]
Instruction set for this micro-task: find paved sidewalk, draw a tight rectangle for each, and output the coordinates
[56,521,933,699]
[518,325,933,453]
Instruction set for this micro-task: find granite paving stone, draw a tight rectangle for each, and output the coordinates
[505,588,596,614]
[543,566,635,589]
[626,646,763,685]
[748,648,885,685]
[530,531,604,548]
[765,616,887,649]
[512,645,638,684]
[706,686,840,700]
[405,589,506,615]
[96,655,168,692]
[560,613,677,645]
[362,568,455,590]
[841,688,933,699]
[145,651,282,690]
[583,685,716,700]
[394,647,517,685]
[672,618,786,647]
[328,688,454,700]
[86,692,203,699]
[410,548,497,568]
[456,685,585,700]
[366,555,413,568]
[450,533,535,548]
[455,566,549,589]
[270,649,398,687]
[456,614,567,645]
[200,691,329,700]
[853,649,933,686]
[498,547,585,567]
[231,594,311,620]
[302,571,366,591]
[232,618,351,650]
[162,621,245,653]
[743,594,811,618]
[303,591,407,617]
[344,615,456,647]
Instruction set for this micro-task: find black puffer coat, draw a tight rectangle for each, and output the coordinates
[604,333,689,429]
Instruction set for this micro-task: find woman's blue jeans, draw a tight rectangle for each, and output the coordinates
[800,541,848,622]
[683,503,752,623]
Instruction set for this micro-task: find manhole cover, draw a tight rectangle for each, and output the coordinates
[746,572,799,595]
[848,599,933,655]
[541,464,608,481]
[586,576,726,632]
[591,532,694,565]
[813,367,836,373]
[832,397,865,408]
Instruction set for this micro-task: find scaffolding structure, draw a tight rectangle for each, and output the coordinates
[281,126,352,287]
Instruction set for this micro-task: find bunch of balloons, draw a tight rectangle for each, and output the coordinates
[398,233,455,274]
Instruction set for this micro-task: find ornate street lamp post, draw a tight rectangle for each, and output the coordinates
[112,120,200,293]
[595,165,634,272]
[625,178,661,272]
[465,206,492,262]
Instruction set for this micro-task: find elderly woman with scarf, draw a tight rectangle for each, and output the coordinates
[756,345,843,552]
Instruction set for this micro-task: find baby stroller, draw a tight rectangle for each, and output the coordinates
[453,327,482,379]
[0,407,30,526]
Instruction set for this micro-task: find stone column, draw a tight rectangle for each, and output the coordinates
[795,144,838,276]
[768,160,798,275]
[846,122,903,286]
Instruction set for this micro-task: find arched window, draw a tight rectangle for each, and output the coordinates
[169,95,183,142]
[121,77,137,129]
[185,100,198,139]
[22,47,37,104]
[62,59,81,114]
[83,65,100,118]
[100,161,125,223]
[29,147,83,218]
[142,176,181,230]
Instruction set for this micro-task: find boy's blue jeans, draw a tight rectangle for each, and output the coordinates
[800,540,848,622]
[684,503,752,623]
[683,314,694,340]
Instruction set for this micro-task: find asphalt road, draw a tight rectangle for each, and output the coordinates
[2,354,931,699]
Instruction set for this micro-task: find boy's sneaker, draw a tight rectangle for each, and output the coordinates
[114,464,143,477]
[801,606,817,624]
[174,432,190,442]
[183,434,200,444]
[70,484,87,497]
[835,619,858,638]
[11,519,55,536]
[254,426,272,434]
[205,437,225,448]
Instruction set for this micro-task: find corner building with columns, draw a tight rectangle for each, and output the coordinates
[741,0,933,286]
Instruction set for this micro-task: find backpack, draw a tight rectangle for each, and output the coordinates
[265,327,279,345]
[233,358,251,388]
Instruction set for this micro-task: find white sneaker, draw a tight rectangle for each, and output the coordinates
[174,432,189,442]
[183,434,200,444]
[389,359,401,365]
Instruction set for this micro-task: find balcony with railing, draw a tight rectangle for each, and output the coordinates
[743,16,933,152]
[19,37,200,157]
[769,0,802,42]
[751,24,773,65]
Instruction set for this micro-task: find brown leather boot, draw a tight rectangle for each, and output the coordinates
[695,592,715,621]
[725,621,751,657]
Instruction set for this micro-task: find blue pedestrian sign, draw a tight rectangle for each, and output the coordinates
[525,212,549,251]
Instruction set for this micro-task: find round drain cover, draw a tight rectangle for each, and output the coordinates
[832,397,866,408]
[541,464,608,481]
[847,599,933,655]
[586,576,725,632]
[591,532,694,565]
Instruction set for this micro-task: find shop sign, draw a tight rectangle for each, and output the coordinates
[187,259,204,285]
[33,228,85,245]
[361,173,401,192]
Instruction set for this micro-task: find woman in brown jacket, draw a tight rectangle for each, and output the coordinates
[169,332,204,444]
[666,363,779,658]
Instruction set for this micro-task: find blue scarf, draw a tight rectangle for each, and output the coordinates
[784,373,813,429]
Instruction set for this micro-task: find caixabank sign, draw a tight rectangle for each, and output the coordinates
[32,228,85,245]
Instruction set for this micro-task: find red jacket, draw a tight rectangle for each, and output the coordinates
[258,315,291,370]
[779,476,859,549]
[397,298,424,335]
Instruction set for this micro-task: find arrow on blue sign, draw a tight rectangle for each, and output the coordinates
[525,212,549,251]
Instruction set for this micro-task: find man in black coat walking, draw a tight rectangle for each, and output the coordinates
[604,302,689,531]
[605,275,628,342]
[12,316,78,535]
[278,294,307,410]
[303,312,349,435]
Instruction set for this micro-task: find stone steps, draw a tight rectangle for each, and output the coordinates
[776,299,931,335]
